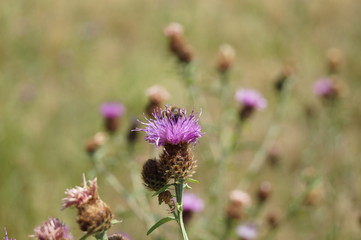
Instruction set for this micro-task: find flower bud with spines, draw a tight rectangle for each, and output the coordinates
[142,158,169,191]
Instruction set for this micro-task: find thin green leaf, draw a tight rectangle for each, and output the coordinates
[147,216,176,235]
[152,184,174,197]
[186,178,199,183]
[111,219,122,225]
[184,183,192,189]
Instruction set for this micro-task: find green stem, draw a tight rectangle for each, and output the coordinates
[175,181,189,240]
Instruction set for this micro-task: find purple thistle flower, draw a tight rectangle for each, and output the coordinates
[3,228,15,240]
[31,218,73,240]
[235,89,267,110]
[236,223,258,240]
[100,102,125,119]
[313,77,338,98]
[183,193,204,212]
[135,106,203,147]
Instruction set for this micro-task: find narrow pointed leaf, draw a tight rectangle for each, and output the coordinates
[111,219,122,225]
[186,178,199,183]
[147,216,176,235]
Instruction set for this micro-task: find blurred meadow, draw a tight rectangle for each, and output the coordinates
[1,0,361,239]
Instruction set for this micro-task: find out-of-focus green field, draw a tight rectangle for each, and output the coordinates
[1,0,361,239]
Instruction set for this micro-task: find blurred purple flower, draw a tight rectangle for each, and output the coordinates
[100,102,125,118]
[31,218,73,240]
[235,89,267,110]
[135,106,203,147]
[183,193,204,212]
[313,78,336,98]
[236,223,258,240]
[3,228,15,240]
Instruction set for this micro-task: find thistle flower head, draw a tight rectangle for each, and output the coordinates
[236,223,258,240]
[183,193,204,213]
[3,228,15,240]
[235,89,267,110]
[100,102,125,118]
[32,218,73,240]
[136,106,203,147]
[313,77,339,99]
[62,175,98,209]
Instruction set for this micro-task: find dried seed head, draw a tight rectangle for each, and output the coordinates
[85,132,108,155]
[257,181,272,203]
[226,190,252,220]
[31,218,73,240]
[164,23,194,64]
[63,175,113,236]
[146,85,170,105]
[159,143,197,180]
[77,199,112,235]
[216,44,235,74]
[62,176,99,209]
[326,48,343,74]
[142,159,169,191]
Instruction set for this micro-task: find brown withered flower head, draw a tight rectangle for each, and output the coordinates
[226,190,252,220]
[326,48,343,75]
[216,44,235,74]
[62,175,112,235]
[257,181,272,203]
[85,132,108,155]
[164,23,194,64]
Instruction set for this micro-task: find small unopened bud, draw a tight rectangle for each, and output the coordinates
[216,44,235,74]
[304,188,323,206]
[127,118,139,145]
[142,159,169,191]
[100,102,125,133]
[266,212,280,229]
[326,48,343,75]
[274,64,294,93]
[266,145,281,167]
[226,190,252,220]
[85,132,108,155]
[158,190,173,205]
[257,181,272,203]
